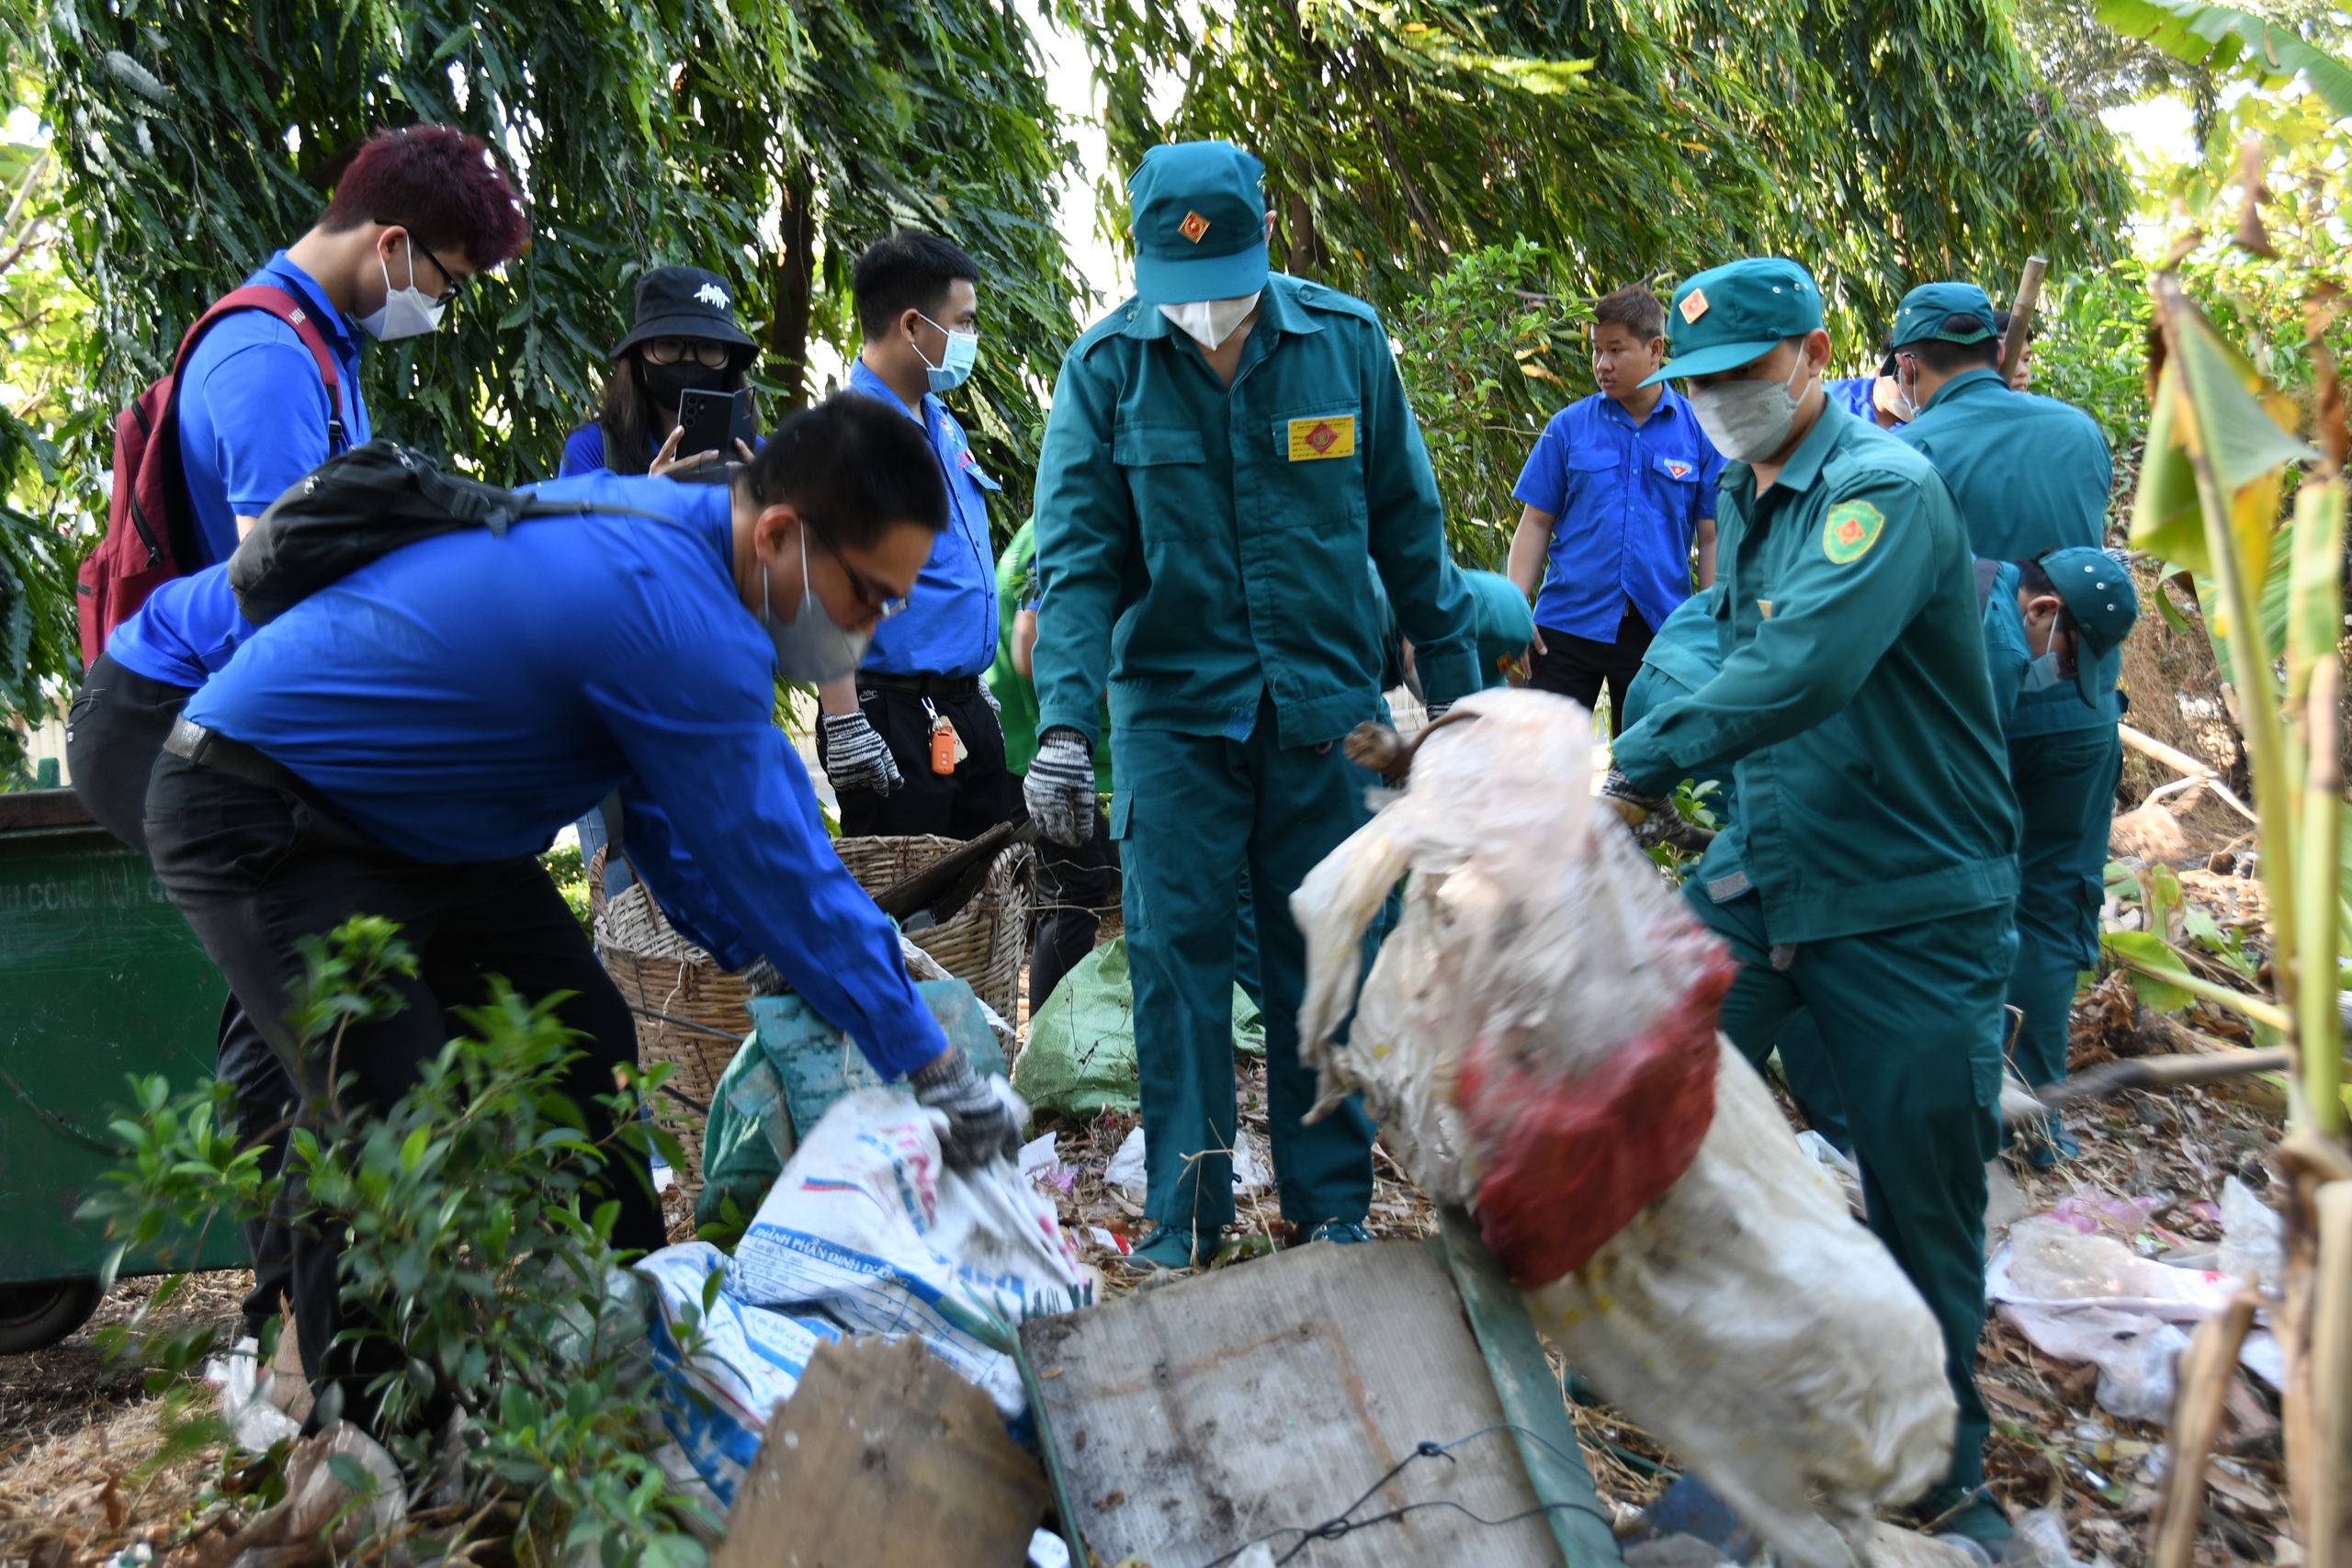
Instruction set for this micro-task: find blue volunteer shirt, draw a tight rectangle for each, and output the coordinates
[1510,387,1723,641]
[560,423,620,478]
[1826,375,1879,424]
[105,565,254,689]
[183,472,948,1078]
[176,253,370,570]
[846,360,999,677]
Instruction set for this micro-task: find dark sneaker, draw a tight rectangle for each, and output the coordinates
[1125,1224,1209,1271]
[1914,1485,2014,1553]
[1304,1222,1373,1246]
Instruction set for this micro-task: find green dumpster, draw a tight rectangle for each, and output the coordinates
[0,788,245,1352]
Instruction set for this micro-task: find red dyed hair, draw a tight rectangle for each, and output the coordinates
[320,124,528,267]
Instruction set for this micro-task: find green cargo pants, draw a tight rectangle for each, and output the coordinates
[2007,726,2123,1087]
[1687,885,2014,1495]
[1112,694,1377,1235]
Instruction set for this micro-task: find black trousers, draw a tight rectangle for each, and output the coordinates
[67,655,296,1333]
[1029,808,1120,1015]
[1528,604,1656,728]
[822,683,1022,840]
[142,751,663,1427]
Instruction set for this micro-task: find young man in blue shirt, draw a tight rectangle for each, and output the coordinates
[815,231,1016,840]
[1506,284,1724,725]
[175,125,527,566]
[141,397,1020,1425]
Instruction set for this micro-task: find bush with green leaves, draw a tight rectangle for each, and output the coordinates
[85,916,716,1568]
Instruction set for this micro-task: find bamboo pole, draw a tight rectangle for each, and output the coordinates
[2001,256,2048,385]
[2299,1182,2352,1565]
[2152,1287,2260,1568]
[2298,659,2345,1134]
[2107,945,2293,1032]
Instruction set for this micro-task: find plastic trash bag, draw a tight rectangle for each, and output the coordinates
[1012,937,1262,1119]
[2217,1175,2286,1289]
[1294,690,1732,1281]
[1293,690,1956,1568]
[1529,1043,1958,1567]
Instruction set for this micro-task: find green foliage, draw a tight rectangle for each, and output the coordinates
[21,0,1079,524]
[2096,0,2352,119]
[85,916,711,1567]
[1068,0,2131,362]
[0,399,73,784]
[540,838,591,936]
[1387,240,1584,570]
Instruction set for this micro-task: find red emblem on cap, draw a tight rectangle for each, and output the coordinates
[1179,210,1212,243]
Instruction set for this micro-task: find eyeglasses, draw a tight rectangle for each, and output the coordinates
[377,221,466,305]
[798,524,909,621]
[641,337,734,369]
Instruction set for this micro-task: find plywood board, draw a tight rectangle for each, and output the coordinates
[715,1334,1048,1568]
[1021,1239,1564,1568]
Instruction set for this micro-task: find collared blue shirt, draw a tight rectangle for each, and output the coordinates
[1826,376,1878,423]
[845,359,1000,678]
[182,472,948,1078]
[1510,387,1724,640]
[176,253,370,569]
[105,564,253,689]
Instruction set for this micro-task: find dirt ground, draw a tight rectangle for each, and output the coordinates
[0,834,2310,1568]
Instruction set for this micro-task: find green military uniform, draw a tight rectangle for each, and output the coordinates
[1610,258,2021,1538]
[1031,141,1477,1248]
[1890,283,2120,1099]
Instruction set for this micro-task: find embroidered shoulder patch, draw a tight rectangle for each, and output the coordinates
[1821,500,1885,565]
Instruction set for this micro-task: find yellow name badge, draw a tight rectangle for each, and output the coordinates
[1287,415,1356,461]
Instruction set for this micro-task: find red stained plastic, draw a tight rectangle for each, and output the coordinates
[1457,948,1736,1286]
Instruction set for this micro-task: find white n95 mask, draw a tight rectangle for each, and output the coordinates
[356,250,446,343]
[1159,292,1261,351]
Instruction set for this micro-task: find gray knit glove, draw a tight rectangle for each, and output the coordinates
[910,1049,1023,1170]
[820,710,903,795]
[1023,728,1095,847]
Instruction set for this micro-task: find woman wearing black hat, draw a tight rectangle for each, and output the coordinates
[560,264,761,479]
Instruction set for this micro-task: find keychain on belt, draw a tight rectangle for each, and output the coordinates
[922,696,967,775]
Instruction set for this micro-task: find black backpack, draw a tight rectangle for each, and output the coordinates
[228,440,661,625]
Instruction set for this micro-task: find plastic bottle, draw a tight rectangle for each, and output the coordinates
[2007,1508,2085,1568]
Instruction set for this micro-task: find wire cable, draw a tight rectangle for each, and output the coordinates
[1188,1422,1618,1568]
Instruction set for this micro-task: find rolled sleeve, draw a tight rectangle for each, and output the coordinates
[1611,475,1939,795]
[1511,427,1569,515]
[201,341,337,514]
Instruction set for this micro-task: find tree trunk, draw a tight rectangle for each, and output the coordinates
[771,159,818,410]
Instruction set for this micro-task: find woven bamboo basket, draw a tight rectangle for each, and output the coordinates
[832,833,1035,1022]
[589,852,749,1208]
[589,834,1034,1199]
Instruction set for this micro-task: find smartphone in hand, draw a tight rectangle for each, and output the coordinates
[676,388,754,460]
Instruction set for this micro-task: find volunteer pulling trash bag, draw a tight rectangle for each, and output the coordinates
[639,1089,1093,1505]
[1294,688,1956,1568]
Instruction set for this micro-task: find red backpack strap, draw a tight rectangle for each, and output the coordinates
[173,283,349,452]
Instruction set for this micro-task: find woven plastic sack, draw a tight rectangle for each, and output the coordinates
[725,1088,1094,1417]
[1012,937,1262,1119]
[1294,688,1730,1280]
[1293,689,1956,1567]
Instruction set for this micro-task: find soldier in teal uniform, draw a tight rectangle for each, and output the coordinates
[1023,141,1478,1269]
[1885,283,2120,1156]
[1606,257,2023,1549]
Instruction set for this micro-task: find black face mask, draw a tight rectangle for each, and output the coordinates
[639,355,727,406]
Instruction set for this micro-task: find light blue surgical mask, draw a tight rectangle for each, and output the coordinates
[2022,651,2065,694]
[915,313,979,393]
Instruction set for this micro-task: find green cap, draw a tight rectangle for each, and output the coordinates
[1642,257,1824,388]
[2040,546,2137,705]
[1890,283,1998,349]
[1126,141,1270,307]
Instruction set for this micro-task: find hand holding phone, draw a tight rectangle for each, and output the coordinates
[676,387,754,461]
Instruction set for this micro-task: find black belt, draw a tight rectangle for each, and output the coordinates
[858,671,980,699]
[163,716,313,796]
